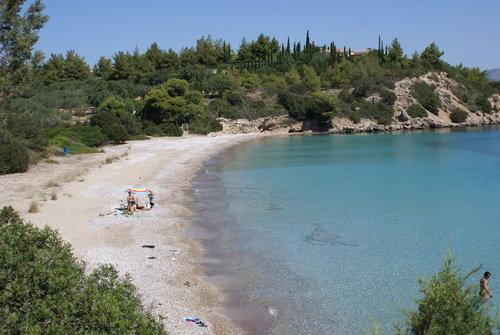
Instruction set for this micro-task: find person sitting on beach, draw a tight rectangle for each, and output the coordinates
[480,271,492,300]
[148,190,155,209]
[127,191,136,212]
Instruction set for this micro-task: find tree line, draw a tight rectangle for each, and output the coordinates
[0,0,498,176]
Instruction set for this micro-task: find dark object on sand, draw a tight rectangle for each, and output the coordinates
[148,256,157,259]
[142,244,155,249]
[184,316,207,327]
[304,224,358,247]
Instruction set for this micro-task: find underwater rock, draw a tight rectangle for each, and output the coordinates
[304,224,358,247]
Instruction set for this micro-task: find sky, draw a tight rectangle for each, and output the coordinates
[34,0,499,69]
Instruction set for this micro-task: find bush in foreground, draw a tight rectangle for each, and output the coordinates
[450,108,468,123]
[0,206,167,335]
[395,252,495,335]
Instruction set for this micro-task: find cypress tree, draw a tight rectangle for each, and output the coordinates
[348,48,352,61]
[305,30,310,54]
[343,46,347,59]
[286,37,291,54]
[329,42,336,65]
[222,41,227,62]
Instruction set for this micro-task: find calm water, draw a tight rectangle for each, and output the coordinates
[191,128,500,334]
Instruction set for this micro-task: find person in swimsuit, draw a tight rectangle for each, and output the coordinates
[127,191,136,212]
[148,190,155,209]
[480,271,492,301]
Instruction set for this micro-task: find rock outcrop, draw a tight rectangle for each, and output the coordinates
[215,115,295,134]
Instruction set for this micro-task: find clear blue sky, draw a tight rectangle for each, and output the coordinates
[35,0,499,69]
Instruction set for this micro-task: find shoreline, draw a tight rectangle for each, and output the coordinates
[1,124,498,334]
[0,134,264,335]
[189,139,280,335]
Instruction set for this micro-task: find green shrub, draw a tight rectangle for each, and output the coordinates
[129,134,149,141]
[411,81,441,114]
[49,134,99,154]
[380,90,397,106]
[159,122,182,136]
[240,71,261,90]
[406,104,428,118]
[5,112,48,151]
[307,91,339,122]
[278,91,308,121]
[451,87,469,103]
[190,110,222,134]
[301,65,320,91]
[204,73,237,97]
[69,124,106,147]
[115,110,142,135]
[352,78,373,98]
[375,77,395,90]
[475,95,492,114]
[450,108,468,123]
[224,90,245,106]
[354,100,394,125]
[288,83,308,95]
[107,124,129,144]
[338,89,354,103]
[373,102,394,125]
[208,98,237,119]
[349,110,361,123]
[0,206,167,334]
[91,109,121,133]
[0,140,30,174]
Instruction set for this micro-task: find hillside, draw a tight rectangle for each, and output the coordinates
[217,71,500,134]
[486,69,500,82]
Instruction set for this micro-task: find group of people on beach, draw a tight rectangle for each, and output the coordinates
[126,190,154,212]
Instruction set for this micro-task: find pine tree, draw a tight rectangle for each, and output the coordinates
[387,38,404,63]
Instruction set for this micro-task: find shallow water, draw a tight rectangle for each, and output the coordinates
[192,127,500,334]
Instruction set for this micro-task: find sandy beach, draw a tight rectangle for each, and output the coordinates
[0,134,262,335]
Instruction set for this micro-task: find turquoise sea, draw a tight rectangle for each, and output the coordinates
[191,127,499,334]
